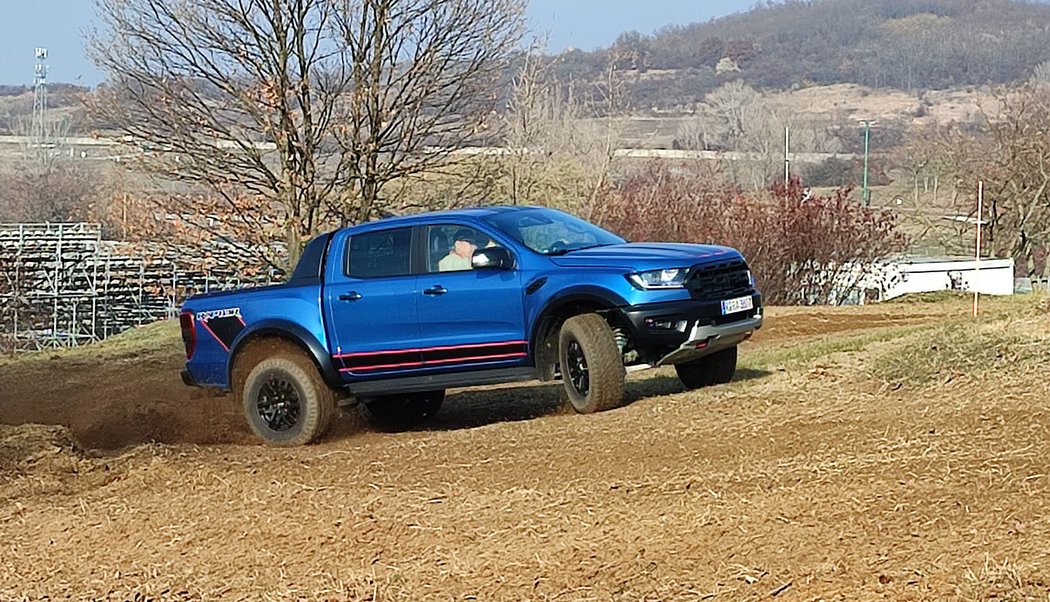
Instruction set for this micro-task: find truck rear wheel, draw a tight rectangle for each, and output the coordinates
[558,314,625,414]
[364,390,445,429]
[237,343,335,446]
[675,346,737,390]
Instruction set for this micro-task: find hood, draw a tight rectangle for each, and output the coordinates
[548,242,743,269]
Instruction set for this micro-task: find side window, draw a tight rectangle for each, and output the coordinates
[346,227,413,278]
[427,225,492,273]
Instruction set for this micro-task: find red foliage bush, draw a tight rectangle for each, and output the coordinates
[591,162,907,305]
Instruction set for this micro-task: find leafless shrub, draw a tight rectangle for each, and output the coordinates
[593,163,907,305]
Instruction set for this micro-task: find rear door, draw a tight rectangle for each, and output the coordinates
[413,223,528,371]
[324,226,422,379]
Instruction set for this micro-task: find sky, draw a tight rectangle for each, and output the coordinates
[0,0,755,86]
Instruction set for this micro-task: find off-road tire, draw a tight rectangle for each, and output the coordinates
[365,390,445,429]
[234,340,335,446]
[558,313,626,413]
[675,346,738,390]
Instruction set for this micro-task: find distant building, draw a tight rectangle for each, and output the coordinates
[874,256,1015,302]
[715,57,740,75]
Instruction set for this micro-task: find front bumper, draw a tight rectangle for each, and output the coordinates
[655,312,763,366]
[616,292,763,364]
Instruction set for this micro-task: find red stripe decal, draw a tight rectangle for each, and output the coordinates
[334,340,528,359]
[339,352,527,374]
[199,320,230,352]
[340,360,426,372]
[422,352,528,366]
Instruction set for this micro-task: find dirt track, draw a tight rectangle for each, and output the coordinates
[0,305,940,450]
[2,301,1050,600]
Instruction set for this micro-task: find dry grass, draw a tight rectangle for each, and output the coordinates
[872,321,1047,387]
[0,319,180,367]
[957,557,1050,602]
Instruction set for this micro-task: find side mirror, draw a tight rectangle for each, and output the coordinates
[472,246,514,270]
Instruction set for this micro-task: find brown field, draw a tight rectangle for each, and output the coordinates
[2,296,1050,601]
[608,83,991,149]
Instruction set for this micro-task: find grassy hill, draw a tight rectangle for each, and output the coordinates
[556,0,1050,110]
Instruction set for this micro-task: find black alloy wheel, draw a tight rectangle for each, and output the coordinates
[256,375,302,432]
[565,339,590,397]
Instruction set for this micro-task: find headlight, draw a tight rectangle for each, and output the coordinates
[627,268,690,289]
[747,270,755,287]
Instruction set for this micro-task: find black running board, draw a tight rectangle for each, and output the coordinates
[346,367,539,397]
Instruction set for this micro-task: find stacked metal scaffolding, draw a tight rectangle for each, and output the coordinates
[0,223,103,349]
[0,223,278,352]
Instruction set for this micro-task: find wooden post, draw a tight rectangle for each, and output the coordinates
[784,126,790,186]
[974,180,983,319]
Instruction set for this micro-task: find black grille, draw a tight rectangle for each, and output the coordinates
[686,259,752,301]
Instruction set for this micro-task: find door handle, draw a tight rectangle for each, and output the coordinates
[423,285,448,296]
[338,291,362,302]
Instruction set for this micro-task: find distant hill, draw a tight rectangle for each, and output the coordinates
[553,0,1050,110]
[0,84,89,135]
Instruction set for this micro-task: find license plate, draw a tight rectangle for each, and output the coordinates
[721,295,754,315]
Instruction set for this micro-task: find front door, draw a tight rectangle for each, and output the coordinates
[325,226,422,379]
[413,224,527,371]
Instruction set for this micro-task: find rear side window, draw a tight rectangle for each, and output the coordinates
[346,227,412,278]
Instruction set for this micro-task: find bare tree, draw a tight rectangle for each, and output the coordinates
[380,46,625,218]
[333,0,526,224]
[1031,60,1050,90]
[677,81,841,190]
[0,113,97,223]
[499,50,616,210]
[0,162,98,223]
[502,51,573,204]
[13,111,75,170]
[88,0,524,265]
[930,84,1050,277]
[492,45,625,216]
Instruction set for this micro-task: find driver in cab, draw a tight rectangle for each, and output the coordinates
[439,229,479,272]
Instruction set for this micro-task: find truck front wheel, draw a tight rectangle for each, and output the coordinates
[674,346,738,389]
[558,314,626,413]
[238,343,336,446]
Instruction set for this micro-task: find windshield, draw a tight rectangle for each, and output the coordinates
[484,208,625,256]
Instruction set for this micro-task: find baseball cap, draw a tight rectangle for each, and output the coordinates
[453,228,478,244]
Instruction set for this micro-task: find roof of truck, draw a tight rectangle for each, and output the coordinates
[348,205,548,231]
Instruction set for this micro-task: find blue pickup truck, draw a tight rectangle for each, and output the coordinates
[180,207,763,445]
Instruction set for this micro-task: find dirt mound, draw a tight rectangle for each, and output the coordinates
[0,424,125,513]
[0,322,251,449]
[0,424,81,471]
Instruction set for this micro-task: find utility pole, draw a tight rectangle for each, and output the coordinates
[784,125,790,186]
[861,120,873,207]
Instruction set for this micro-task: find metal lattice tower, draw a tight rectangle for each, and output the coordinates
[32,47,48,142]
